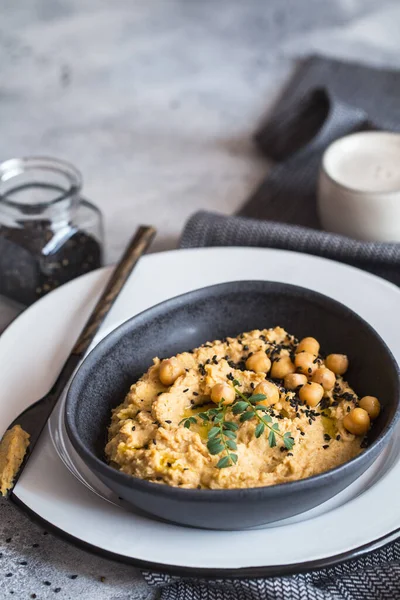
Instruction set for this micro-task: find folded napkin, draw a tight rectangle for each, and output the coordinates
[181,57,400,286]
[144,56,400,599]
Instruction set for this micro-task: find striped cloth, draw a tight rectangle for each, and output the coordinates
[144,56,400,599]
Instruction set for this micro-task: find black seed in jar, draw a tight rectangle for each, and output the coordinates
[0,222,102,305]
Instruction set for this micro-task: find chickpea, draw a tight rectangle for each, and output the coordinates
[294,351,318,377]
[159,358,184,386]
[359,396,381,420]
[284,373,308,390]
[325,354,349,375]
[211,383,236,406]
[245,351,271,374]
[270,356,295,380]
[343,407,370,436]
[296,336,320,356]
[299,382,324,407]
[254,381,280,406]
[312,367,336,391]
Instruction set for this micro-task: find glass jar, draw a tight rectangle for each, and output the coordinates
[0,157,104,305]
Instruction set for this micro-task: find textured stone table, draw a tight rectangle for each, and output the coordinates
[1,0,400,598]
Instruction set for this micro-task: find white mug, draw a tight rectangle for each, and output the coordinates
[317,131,400,242]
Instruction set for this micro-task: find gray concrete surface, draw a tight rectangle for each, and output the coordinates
[1,1,400,598]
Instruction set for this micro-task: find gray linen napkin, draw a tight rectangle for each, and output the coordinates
[143,56,400,599]
[181,58,400,286]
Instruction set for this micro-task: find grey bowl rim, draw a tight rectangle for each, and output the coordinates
[65,280,400,502]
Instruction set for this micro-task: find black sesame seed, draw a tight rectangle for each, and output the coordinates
[54,588,61,593]
[308,419,313,425]
[31,595,37,599]
[336,435,341,441]
[152,440,156,445]
[193,392,199,396]
[300,431,305,436]
[347,406,351,412]
[167,462,172,467]
[32,544,39,548]
[5,538,11,543]
[243,345,249,351]
[131,426,136,431]
[165,420,172,424]
[324,434,331,441]
[19,561,27,566]
[323,444,329,449]
[183,388,189,393]
[227,373,234,381]
[287,452,293,457]
[6,573,12,577]
[43,581,51,586]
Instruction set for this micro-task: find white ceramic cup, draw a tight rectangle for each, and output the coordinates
[317,131,400,242]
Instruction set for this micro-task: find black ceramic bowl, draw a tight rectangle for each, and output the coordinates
[65,281,400,530]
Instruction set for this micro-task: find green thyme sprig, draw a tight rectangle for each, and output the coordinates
[206,404,239,468]
[231,379,294,450]
[179,378,295,468]
[180,404,238,468]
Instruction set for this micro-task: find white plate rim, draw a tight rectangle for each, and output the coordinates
[2,246,400,577]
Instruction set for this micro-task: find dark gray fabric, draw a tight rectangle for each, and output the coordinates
[145,56,400,598]
[180,210,400,286]
[143,539,400,599]
[181,56,400,288]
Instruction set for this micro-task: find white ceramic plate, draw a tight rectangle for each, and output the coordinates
[2,247,400,576]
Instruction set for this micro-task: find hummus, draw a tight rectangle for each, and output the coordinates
[106,327,366,489]
[0,425,30,496]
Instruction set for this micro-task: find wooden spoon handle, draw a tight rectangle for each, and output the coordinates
[72,225,156,356]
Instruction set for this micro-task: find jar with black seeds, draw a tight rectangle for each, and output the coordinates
[0,157,103,305]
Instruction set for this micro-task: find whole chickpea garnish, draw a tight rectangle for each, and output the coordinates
[296,337,320,356]
[284,373,308,390]
[270,356,295,380]
[343,408,370,436]
[245,351,271,374]
[159,357,184,386]
[312,367,336,391]
[299,382,324,407]
[325,354,349,375]
[254,381,280,406]
[359,396,381,420]
[211,383,236,406]
[295,351,318,377]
